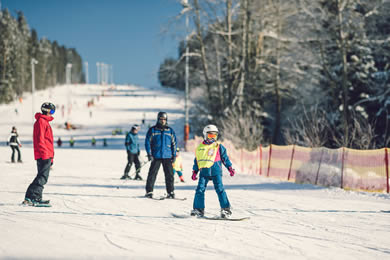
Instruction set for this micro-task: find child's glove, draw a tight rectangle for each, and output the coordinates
[191,170,198,181]
[228,166,235,177]
[147,154,153,161]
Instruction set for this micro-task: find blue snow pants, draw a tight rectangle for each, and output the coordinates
[193,174,230,210]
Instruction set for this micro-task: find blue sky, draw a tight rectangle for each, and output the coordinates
[2,0,185,86]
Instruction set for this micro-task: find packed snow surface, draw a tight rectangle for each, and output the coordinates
[1,84,389,259]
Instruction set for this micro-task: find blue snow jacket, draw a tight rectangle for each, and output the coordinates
[145,124,177,159]
[125,131,139,154]
[192,143,232,177]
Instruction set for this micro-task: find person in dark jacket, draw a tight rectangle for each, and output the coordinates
[22,102,56,206]
[145,112,177,198]
[121,124,142,180]
[7,126,22,163]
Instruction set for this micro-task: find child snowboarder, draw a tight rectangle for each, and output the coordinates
[7,126,22,163]
[191,124,236,218]
[172,147,185,182]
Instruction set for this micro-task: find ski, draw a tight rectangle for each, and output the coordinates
[171,213,249,221]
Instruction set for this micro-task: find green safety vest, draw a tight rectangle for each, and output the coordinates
[195,142,219,169]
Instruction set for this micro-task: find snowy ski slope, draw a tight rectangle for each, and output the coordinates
[0,84,389,259]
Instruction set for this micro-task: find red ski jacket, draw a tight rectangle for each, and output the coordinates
[33,113,54,160]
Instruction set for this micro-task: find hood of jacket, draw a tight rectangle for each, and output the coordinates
[35,112,54,122]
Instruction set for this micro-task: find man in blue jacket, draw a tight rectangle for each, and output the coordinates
[145,112,177,198]
[121,124,142,180]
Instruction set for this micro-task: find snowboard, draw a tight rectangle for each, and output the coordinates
[171,213,249,221]
[21,199,52,207]
[146,196,187,201]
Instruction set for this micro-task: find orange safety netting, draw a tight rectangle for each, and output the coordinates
[185,137,389,193]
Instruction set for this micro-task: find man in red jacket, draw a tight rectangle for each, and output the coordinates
[23,102,56,206]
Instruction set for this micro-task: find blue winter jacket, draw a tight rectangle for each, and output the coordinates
[145,125,177,159]
[192,143,233,177]
[125,131,139,154]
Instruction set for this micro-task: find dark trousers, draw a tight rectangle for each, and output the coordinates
[25,158,51,201]
[124,151,141,177]
[10,145,21,162]
[146,158,174,194]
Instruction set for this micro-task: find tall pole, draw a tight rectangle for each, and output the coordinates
[84,61,89,84]
[31,58,38,123]
[96,62,100,85]
[183,1,190,148]
[66,63,72,117]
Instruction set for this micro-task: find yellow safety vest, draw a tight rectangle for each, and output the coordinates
[172,155,183,171]
[195,142,219,169]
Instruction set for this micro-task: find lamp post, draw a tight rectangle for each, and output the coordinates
[84,62,89,84]
[31,58,38,122]
[96,62,100,85]
[181,0,191,148]
[66,63,72,117]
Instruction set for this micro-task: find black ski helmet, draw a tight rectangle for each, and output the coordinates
[157,111,168,122]
[41,102,56,115]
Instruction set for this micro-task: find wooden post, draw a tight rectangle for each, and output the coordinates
[267,144,272,177]
[287,144,295,181]
[385,148,389,194]
[341,147,345,189]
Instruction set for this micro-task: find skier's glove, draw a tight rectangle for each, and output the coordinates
[147,154,153,161]
[137,150,140,156]
[191,170,198,181]
[228,166,235,177]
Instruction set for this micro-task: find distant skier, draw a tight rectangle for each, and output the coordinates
[57,137,63,147]
[22,102,56,206]
[7,126,22,163]
[69,136,75,147]
[121,124,142,180]
[190,124,236,219]
[172,147,185,182]
[145,112,177,198]
[91,137,96,146]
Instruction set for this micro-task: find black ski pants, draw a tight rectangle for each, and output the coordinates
[25,158,51,201]
[145,158,174,194]
[10,145,21,162]
[124,151,141,176]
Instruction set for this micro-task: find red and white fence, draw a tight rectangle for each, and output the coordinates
[186,137,390,193]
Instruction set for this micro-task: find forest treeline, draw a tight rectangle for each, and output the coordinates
[0,9,84,104]
[159,0,390,150]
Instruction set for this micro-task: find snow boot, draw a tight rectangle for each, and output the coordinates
[145,192,153,198]
[134,174,143,181]
[179,176,185,182]
[221,208,232,219]
[166,192,175,199]
[190,208,204,217]
[120,174,131,180]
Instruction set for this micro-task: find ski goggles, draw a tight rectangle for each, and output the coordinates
[207,132,218,139]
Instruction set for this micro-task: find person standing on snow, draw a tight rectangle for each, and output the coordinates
[190,124,236,219]
[22,102,56,206]
[145,112,177,198]
[172,147,185,182]
[121,124,142,180]
[7,126,22,163]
